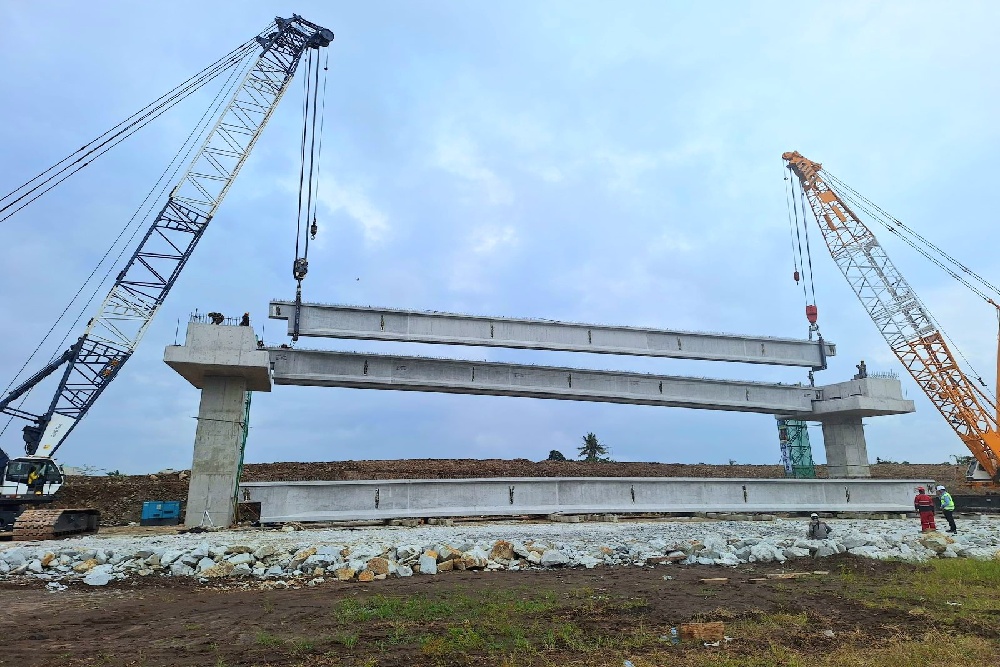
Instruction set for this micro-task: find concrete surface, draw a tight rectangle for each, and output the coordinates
[185,376,248,528]
[268,348,820,413]
[239,476,934,523]
[269,301,836,368]
[164,322,271,527]
[164,322,271,391]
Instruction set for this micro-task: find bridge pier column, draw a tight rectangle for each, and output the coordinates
[821,418,871,478]
[164,320,271,528]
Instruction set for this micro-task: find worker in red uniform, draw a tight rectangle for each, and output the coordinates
[914,486,936,532]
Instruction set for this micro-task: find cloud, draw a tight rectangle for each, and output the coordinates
[471,226,518,255]
[432,132,513,206]
[316,178,389,244]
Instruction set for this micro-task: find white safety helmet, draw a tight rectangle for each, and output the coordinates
[810,513,818,518]
[936,485,946,491]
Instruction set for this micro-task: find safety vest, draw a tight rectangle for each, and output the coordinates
[940,491,955,511]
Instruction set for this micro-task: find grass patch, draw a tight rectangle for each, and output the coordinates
[254,631,284,647]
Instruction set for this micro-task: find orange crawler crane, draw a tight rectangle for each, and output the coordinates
[783,151,1000,484]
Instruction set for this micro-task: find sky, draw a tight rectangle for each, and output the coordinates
[2,1,1000,473]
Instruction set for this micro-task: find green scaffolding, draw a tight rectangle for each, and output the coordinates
[230,390,252,523]
[776,418,816,479]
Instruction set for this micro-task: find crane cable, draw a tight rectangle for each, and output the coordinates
[817,169,995,402]
[783,165,804,292]
[786,165,819,321]
[825,171,1000,305]
[0,33,265,439]
[290,46,328,341]
[0,33,268,225]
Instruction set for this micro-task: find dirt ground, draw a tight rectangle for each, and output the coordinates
[53,459,980,525]
[0,555,951,667]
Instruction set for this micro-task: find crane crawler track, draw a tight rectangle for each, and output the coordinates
[12,509,100,541]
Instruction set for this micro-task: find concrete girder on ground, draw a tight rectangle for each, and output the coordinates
[239,477,933,523]
[269,301,836,368]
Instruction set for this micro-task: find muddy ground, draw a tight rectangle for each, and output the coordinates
[0,555,936,667]
[53,459,979,525]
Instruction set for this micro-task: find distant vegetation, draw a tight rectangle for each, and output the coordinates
[578,432,611,462]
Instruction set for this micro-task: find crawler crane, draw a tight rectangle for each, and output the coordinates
[0,15,334,538]
[783,151,1000,484]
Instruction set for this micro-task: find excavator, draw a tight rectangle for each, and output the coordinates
[0,14,334,539]
[783,152,1000,485]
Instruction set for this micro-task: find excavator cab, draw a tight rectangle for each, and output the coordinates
[1,456,63,497]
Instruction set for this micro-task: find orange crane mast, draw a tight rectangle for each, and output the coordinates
[783,151,1000,484]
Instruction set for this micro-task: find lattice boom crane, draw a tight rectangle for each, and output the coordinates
[783,151,1000,483]
[0,15,333,538]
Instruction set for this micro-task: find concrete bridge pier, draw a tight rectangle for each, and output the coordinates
[821,419,871,478]
[164,321,271,527]
[782,377,914,479]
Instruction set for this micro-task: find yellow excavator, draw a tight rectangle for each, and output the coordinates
[783,152,1000,484]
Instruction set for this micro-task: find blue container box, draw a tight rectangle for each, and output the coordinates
[141,501,181,525]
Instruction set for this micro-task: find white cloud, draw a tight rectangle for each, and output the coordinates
[433,133,513,206]
[471,226,518,255]
[316,179,389,244]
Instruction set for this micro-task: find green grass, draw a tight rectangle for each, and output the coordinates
[258,563,1000,667]
[254,630,284,647]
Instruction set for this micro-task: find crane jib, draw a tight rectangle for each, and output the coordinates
[0,16,334,460]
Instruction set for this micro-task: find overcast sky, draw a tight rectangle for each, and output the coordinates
[2,1,999,473]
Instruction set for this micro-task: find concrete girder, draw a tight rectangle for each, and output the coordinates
[239,477,935,523]
[269,301,836,368]
[268,348,819,414]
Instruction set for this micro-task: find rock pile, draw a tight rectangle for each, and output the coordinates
[2,517,998,587]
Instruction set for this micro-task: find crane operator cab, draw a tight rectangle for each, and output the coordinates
[1,456,64,498]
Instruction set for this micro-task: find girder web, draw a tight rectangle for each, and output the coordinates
[30,17,332,456]
[785,154,1000,476]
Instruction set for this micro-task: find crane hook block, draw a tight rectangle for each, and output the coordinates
[293,257,309,281]
[806,304,818,324]
[310,220,318,240]
[793,270,800,283]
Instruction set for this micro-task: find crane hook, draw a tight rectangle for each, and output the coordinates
[310,217,318,240]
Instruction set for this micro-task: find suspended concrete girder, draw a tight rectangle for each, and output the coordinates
[269,301,836,368]
[239,476,934,523]
[268,348,820,413]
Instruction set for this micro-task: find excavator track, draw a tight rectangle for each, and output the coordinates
[12,508,100,541]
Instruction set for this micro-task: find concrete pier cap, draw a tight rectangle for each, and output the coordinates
[779,377,915,479]
[164,322,271,528]
[164,322,272,391]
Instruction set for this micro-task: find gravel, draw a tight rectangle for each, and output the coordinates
[2,516,997,587]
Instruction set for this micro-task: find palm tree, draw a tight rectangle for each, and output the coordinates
[578,432,609,462]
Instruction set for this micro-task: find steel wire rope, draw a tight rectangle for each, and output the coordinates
[310,52,330,244]
[826,171,1000,303]
[820,173,995,402]
[0,40,262,224]
[788,174,810,304]
[293,50,315,263]
[797,180,819,307]
[828,170,1000,297]
[783,163,803,284]
[302,48,324,260]
[0,41,264,440]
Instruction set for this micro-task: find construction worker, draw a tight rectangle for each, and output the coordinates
[240,312,250,326]
[806,513,832,539]
[936,484,957,533]
[207,311,224,325]
[914,486,936,532]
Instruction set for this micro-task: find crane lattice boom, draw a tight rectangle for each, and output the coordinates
[0,16,333,459]
[783,151,1000,481]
